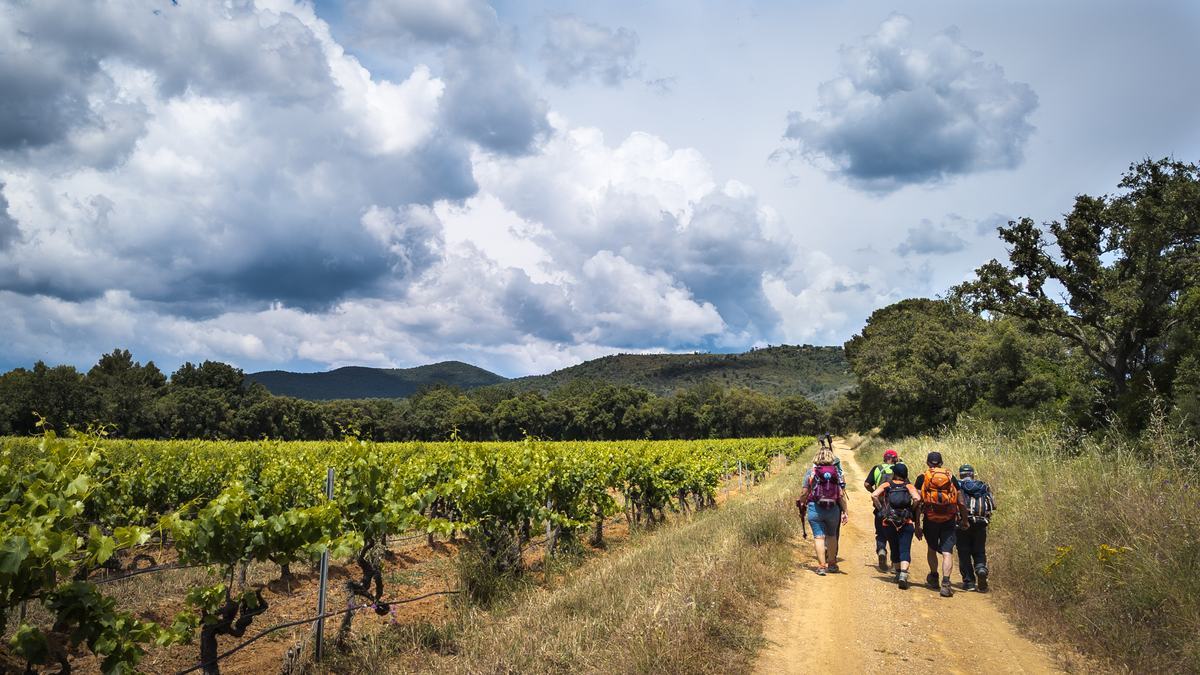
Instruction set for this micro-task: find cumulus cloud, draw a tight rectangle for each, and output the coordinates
[344,0,550,155]
[542,15,641,87]
[473,120,791,342]
[0,184,18,250]
[0,0,882,376]
[0,0,511,312]
[778,14,1038,192]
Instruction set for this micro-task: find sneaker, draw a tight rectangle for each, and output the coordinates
[897,571,909,590]
[816,565,827,576]
[940,580,954,597]
[962,580,977,592]
[926,572,939,589]
[827,563,840,573]
[976,565,989,592]
[877,549,888,572]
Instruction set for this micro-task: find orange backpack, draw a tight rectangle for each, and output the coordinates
[920,467,959,523]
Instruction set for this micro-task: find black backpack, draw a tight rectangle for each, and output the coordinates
[881,480,914,525]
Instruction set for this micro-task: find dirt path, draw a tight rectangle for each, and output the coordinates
[753,439,1061,674]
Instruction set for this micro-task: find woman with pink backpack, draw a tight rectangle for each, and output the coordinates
[798,446,850,575]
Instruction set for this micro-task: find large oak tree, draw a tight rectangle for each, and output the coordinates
[956,158,1200,424]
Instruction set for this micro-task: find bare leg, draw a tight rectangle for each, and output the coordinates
[814,536,827,566]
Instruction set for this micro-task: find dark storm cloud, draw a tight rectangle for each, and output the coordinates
[0,1,334,158]
[780,14,1038,192]
[541,15,641,87]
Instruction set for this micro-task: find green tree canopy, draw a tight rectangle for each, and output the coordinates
[956,158,1200,426]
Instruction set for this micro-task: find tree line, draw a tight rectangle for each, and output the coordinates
[840,158,1199,441]
[0,350,830,441]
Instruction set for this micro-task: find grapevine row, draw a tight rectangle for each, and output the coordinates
[0,429,812,673]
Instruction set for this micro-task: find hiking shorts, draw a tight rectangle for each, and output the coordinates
[806,502,842,538]
[923,519,957,553]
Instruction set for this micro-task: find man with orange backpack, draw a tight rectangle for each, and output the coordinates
[914,451,969,597]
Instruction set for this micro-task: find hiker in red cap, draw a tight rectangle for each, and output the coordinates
[864,448,903,571]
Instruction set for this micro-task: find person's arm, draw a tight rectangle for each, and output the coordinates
[863,465,877,492]
[838,492,849,523]
[870,483,886,511]
[953,477,970,528]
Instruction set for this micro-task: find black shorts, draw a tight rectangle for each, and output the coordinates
[923,519,957,553]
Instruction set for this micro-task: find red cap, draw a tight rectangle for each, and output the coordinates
[883,449,898,460]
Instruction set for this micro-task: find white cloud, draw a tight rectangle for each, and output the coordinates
[542,15,641,87]
[779,14,1038,192]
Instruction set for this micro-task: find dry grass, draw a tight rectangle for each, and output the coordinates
[334,461,806,675]
[857,419,1200,673]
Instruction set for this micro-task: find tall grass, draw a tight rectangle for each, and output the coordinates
[858,416,1200,672]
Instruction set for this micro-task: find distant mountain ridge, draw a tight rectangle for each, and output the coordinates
[248,345,854,403]
[500,345,853,403]
[246,362,507,400]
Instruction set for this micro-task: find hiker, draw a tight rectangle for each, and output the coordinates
[798,446,849,576]
[870,462,920,589]
[864,448,902,571]
[914,451,968,597]
[957,464,995,591]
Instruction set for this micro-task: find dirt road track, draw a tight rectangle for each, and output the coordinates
[753,439,1062,674]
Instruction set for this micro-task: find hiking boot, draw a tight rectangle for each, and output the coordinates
[877,549,888,572]
[827,563,840,574]
[976,565,989,592]
[926,572,939,589]
[940,579,953,597]
[897,571,909,590]
[962,580,977,592]
[816,565,827,576]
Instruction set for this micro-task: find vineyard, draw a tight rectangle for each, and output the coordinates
[0,427,812,674]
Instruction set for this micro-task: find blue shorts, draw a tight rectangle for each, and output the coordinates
[806,502,842,538]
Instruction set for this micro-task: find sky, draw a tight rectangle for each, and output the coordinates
[1,0,1198,377]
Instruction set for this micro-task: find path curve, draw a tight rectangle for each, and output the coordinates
[752,438,1061,674]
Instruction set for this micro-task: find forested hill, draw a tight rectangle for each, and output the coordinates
[246,345,853,403]
[499,345,853,403]
[247,362,506,400]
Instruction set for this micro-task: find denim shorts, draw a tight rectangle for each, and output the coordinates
[806,502,842,538]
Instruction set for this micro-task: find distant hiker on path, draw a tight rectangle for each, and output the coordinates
[870,462,920,589]
[864,448,902,571]
[914,451,968,597]
[957,464,995,592]
[799,446,849,576]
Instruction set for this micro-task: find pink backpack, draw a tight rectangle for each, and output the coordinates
[808,465,842,508]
